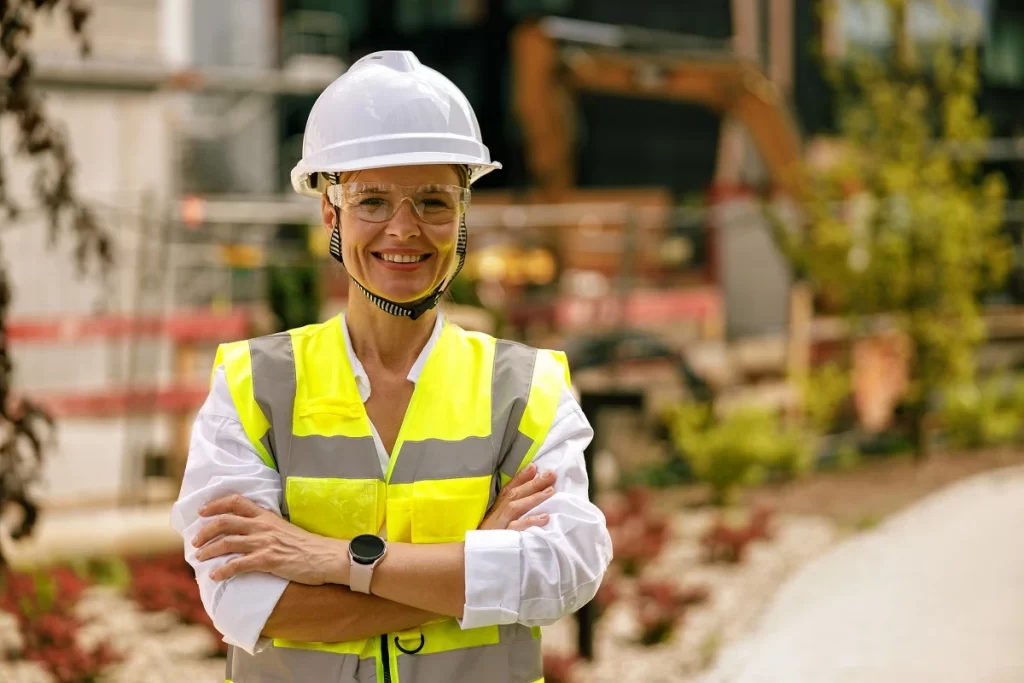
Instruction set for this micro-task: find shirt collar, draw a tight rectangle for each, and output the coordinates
[340,313,445,402]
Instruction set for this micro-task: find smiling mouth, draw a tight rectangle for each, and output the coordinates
[374,252,431,264]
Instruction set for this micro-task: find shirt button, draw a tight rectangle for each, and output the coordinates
[568,596,577,608]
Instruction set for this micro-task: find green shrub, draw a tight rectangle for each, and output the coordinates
[940,376,1024,449]
[798,362,851,435]
[665,403,814,505]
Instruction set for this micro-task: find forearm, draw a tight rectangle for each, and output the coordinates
[334,542,468,619]
[262,582,439,642]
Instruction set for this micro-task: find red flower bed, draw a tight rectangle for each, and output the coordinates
[542,653,579,683]
[1,566,120,682]
[635,579,710,646]
[125,552,226,655]
[701,505,775,564]
[603,487,673,577]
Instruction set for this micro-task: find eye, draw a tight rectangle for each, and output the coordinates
[357,197,389,207]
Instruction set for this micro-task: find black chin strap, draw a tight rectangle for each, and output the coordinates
[328,196,468,321]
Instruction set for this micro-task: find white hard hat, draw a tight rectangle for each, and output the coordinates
[291,50,501,196]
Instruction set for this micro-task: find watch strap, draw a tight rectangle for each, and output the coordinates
[350,558,374,594]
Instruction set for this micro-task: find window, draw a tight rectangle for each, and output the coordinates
[839,0,992,55]
[985,5,1024,86]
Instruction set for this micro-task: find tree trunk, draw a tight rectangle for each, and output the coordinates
[908,400,932,461]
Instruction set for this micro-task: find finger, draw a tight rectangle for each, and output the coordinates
[191,515,258,548]
[210,552,263,581]
[199,494,264,519]
[510,468,556,500]
[507,514,550,532]
[505,463,538,490]
[502,486,556,526]
[195,534,260,562]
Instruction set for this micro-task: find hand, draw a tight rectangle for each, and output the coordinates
[193,495,347,585]
[479,463,556,531]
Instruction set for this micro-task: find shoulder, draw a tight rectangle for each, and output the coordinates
[215,319,336,362]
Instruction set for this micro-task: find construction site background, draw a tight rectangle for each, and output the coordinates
[5,0,1024,568]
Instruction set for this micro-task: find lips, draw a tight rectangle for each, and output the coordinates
[371,252,434,271]
[374,252,431,264]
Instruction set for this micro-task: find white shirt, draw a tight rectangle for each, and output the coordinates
[170,314,613,655]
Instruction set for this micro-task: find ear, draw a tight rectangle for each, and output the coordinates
[321,194,336,232]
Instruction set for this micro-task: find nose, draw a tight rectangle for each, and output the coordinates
[385,199,421,239]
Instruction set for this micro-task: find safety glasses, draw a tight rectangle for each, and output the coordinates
[327,182,471,225]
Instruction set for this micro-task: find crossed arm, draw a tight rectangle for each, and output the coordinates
[171,374,611,653]
[191,463,554,644]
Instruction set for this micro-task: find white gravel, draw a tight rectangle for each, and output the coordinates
[0,585,225,683]
[543,510,838,683]
[74,586,225,683]
[701,467,1024,683]
[20,464,1018,683]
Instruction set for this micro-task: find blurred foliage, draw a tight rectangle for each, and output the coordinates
[798,361,851,434]
[664,403,813,505]
[772,0,1011,458]
[0,0,106,567]
[69,556,132,591]
[447,273,482,307]
[620,453,692,489]
[267,263,321,332]
[939,375,1024,449]
[266,225,322,332]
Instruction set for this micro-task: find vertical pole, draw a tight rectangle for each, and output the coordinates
[575,391,598,661]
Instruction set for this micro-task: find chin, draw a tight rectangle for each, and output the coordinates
[369,280,438,304]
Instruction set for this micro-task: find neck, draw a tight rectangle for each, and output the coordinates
[345,284,438,372]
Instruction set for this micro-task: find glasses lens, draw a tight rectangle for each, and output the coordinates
[333,183,467,224]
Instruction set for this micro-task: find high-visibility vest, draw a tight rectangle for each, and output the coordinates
[214,316,570,683]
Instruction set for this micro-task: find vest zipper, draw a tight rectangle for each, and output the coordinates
[381,634,392,683]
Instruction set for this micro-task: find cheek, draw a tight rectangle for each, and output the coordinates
[340,222,374,256]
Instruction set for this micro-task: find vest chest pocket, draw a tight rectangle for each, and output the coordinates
[285,477,386,540]
[410,476,493,544]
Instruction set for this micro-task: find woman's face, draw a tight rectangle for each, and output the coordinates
[321,164,463,304]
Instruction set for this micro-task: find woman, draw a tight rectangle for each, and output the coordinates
[171,50,612,683]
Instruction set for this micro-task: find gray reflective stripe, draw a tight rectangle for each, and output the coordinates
[499,433,534,480]
[396,632,542,683]
[492,341,538,481]
[288,435,383,480]
[249,333,296,471]
[226,644,373,683]
[389,437,493,484]
[258,433,275,464]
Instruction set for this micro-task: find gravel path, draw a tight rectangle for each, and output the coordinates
[700,466,1024,683]
[543,511,838,683]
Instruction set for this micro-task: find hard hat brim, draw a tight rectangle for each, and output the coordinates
[292,154,502,196]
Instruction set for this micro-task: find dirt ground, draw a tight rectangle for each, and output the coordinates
[647,446,1024,529]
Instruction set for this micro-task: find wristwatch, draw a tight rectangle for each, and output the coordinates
[348,534,387,594]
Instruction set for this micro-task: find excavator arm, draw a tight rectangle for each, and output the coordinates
[511,18,804,197]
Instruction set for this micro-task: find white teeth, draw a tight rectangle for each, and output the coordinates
[379,253,426,263]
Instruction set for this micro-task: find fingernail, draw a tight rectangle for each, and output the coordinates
[192,537,199,547]
[199,505,207,515]
[544,487,554,494]
[543,471,554,480]
[538,514,549,521]
[528,464,537,474]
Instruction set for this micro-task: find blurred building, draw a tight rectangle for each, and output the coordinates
[8,0,1024,507]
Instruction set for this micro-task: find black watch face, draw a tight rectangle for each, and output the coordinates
[350,534,385,564]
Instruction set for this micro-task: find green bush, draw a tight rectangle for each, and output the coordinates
[940,376,1024,449]
[664,403,814,505]
[798,362,850,435]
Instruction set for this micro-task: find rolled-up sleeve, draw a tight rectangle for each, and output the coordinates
[460,387,613,628]
[169,366,289,655]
